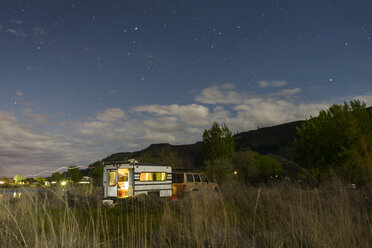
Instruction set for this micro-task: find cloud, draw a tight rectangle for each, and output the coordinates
[134,104,209,126]
[22,110,51,125]
[5,28,25,37]
[32,27,45,37]
[258,80,288,88]
[221,83,236,89]
[2,86,371,177]
[96,108,125,122]
[9,19,23,25]
[0,111,105,176]
[195,85,247,104]
[5,29,18,35]
[269,88,302,96]
[195,84,301,105]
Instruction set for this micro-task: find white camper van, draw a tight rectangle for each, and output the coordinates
[102,161,172,203]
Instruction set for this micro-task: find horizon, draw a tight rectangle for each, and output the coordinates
[1,0,372,176]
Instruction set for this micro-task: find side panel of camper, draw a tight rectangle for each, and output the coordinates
[103,163,172,200]
[133,165,172,197]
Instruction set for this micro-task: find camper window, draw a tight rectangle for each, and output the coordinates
[140,172,167,181]
[109,171,116,186]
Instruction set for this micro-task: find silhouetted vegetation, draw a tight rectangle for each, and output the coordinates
[1,182,371,247]
[295,100,372,184]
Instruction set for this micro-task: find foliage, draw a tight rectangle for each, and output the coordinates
[232,150,258,183]
[50,172,64,182]
[0,184,371,247]
[35,177,46,185]
[256,154,283,179]
[68,166,83,183]
[232,150,283,184]
[203,158,236,184]
[92,166,103,186]
[14,174,26,183]
[157,147,182,168]
[295,100,372,183]
[202,122,235,161]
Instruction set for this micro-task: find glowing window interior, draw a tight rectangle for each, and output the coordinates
[140,172,167,181]
[118,169,129,198]
[109,171,116,186]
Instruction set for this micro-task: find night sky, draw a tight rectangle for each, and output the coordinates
[1,0,372,176]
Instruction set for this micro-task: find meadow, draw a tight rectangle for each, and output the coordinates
[0,182,371,248]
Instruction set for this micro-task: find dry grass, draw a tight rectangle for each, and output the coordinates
[0,183,371,247]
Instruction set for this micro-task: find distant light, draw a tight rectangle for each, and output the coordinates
[0,181,4,184]
[61,181,66,186]
[51,181,57,184]
[78,181,90,184]
[234,171,238,175]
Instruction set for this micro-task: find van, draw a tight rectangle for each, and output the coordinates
[172,172,219,198]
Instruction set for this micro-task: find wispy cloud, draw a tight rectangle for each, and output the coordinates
[16,91,24,97]
[22,110,51,125]
[96,108,125,122]
[9,19,23,25]
[5,28,25,37]
[258,80,288,88]
[32,27,45,37]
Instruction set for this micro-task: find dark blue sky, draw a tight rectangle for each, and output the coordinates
[0,0,371,176]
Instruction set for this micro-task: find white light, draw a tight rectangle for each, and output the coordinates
[78,181,90,184]
[61,181,66,186]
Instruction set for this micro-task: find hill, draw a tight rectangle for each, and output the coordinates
[91,106,371,171]
[96,120,304,171]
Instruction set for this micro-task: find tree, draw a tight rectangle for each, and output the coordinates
[202,122,235,161]
[295,100,372,183]
[158,147,182,169]
[35,177,46,185]
[14,174,26,183]
[255,154,283,180]
[68,166,83,183]
[202,122,235,184]
[232,150,283,184]
[232,150,258,184]
[203,158,236,184]
[92,166,103,186]
[50,172,64,182]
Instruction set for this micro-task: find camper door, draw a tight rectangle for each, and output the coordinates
[107,169,118,198]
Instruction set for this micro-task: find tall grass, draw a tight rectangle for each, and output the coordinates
[0,183,371,247]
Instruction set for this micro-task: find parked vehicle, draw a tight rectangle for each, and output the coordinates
[102,161,172,205]
[172,171,219,198]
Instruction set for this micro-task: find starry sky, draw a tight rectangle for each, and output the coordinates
[1,0,372,176]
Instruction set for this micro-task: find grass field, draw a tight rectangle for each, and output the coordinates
[0,182,371,247]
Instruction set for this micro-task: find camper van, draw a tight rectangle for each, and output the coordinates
[102,161,172,204]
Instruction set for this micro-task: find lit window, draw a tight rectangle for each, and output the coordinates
[140,172,167,181]
[109,171,116,186]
